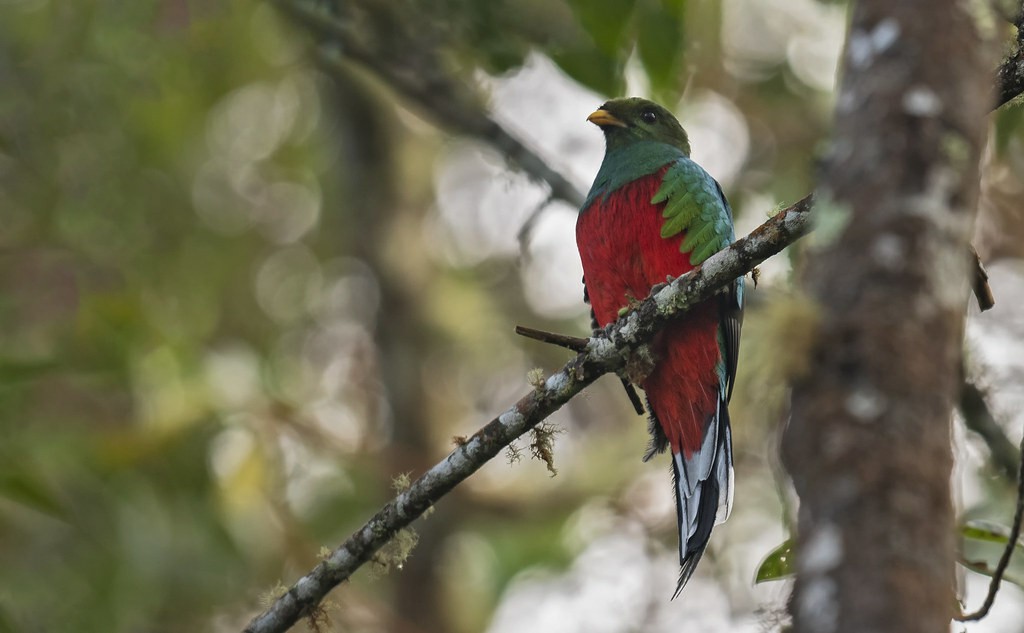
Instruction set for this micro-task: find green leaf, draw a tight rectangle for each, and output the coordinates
[961,520,1024,550]
[0,359,58,383]
[0,603,17,633]
[959,520,1024,588]
[550,48,625,98]
[0,471,65,518]
[755,538,795,583]
[567,0,638,56]
[636,0,686,97]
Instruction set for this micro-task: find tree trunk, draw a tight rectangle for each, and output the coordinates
[782,2,995,633]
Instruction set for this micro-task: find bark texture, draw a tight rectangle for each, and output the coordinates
[782,3,995,633]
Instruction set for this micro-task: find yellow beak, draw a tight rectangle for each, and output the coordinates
[587,109,627,128]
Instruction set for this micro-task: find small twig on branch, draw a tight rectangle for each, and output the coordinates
[241,197,814,633]
[618,379,646,415]
[971,247,996,311]
[514,325,588,352]
[956,429,1024,621]
[515,325,646,415]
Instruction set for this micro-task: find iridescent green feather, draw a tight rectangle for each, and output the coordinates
[653,158,735,265]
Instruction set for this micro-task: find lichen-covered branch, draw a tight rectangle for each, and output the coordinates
[241,196,813,633]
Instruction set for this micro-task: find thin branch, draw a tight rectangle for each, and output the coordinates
[618,378,646,415]
[516,325,647,415]
[514,325,589,352]
[272,0,586,207]
[241,197,814,633]
[971,247,996,311]
[956,429,1024,621]
[960,379,1020,482]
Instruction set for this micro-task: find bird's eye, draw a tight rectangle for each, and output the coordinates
[640,110,657,124]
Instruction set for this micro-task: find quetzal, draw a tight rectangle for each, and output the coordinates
[577,97,743,597]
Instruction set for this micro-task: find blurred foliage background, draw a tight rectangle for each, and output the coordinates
[1,0,1023,632]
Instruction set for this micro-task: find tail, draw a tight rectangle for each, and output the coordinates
[670,397,734,598]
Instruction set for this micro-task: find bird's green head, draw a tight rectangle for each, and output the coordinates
[587,97,691,156]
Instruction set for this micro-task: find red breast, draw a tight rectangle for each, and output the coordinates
[577,172,722,455]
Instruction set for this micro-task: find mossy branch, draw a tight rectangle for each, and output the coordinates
[241,196,814,633]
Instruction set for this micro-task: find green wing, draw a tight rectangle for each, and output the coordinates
[653,156,743,401]
[652,157,735,265]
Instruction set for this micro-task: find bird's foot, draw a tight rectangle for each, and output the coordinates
[648,274,676,296]
[616,292,645,318]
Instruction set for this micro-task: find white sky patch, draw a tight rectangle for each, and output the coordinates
[723,0,845,90]
[204,344,264,410]
[306,398,365,451]
[254,245,321,323]
[433,140,550,265]
[962,568,1024,633]
[206,80,299,164]
[520,203,588,319]
[483,53,606,188]
[682,91,750,189]
[487,529,764,633]
[209,425,257,482]
[966,262,1024,443]
[277,431,353,517]
[785,4,846,91]
[194,75,323,240]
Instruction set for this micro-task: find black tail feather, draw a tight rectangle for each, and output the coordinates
[670,444,723,599]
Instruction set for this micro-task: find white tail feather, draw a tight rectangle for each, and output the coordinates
[714,422,734,525]
[670,395,735,597]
